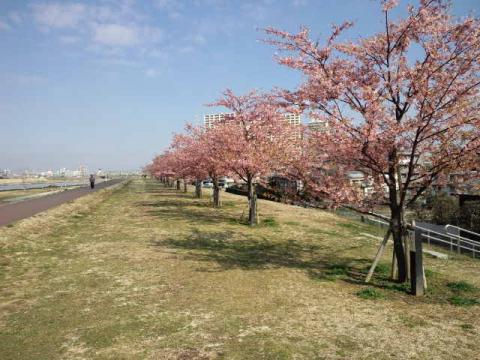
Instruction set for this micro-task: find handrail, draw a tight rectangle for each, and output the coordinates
[415,224,479,247]
[443,232,480,246]
[421,234,479,253]
[445,224,480,239]
[364,216,389,226]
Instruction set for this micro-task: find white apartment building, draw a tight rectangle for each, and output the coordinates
[284,113,301,126]
[284,113,302,140]
[203,113,234,128]
[204,113,302,129]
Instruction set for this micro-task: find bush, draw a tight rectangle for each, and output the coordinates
[430,194,459,225]
[458,201,480,233]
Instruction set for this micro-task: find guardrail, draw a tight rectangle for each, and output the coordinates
[359,216,480,258]
[445,224,480,241]
[416,224,480,258]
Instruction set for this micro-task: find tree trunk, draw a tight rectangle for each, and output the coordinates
[391,207,407,282]
[176,180,181,190]
[183,179,187,193]
[212,177,221,207]
[195,179,202,198]
[247,177,258,226]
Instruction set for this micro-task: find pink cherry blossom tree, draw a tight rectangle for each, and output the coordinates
[170,132,205,196]
[212,89,298,225]
[266,0,480,281]
[281,125,362,207]
[146,153,177,186]
[171,125,230,207]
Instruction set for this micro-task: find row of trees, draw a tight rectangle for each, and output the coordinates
[147,0,480,283]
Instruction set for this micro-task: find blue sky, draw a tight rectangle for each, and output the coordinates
[1,0,479,171]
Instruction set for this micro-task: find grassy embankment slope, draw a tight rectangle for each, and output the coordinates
[0,180,479,359]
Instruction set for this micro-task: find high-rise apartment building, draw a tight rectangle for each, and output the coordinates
[284,113,301,126]
[203,113,234,128]
[284,113,302,139]
[204,112,302,138]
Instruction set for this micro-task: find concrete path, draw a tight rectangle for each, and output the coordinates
[0,179,124,227]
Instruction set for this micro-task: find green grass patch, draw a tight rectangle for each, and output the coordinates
[326,264,349,277]
[261,217,278,227]
[447,281,476,292]
[460,323,475,331]
[356,287,385,300]
[424,269,438,278]
[383,282,410,293]
[448,296,480,307]
[374,262,390,276]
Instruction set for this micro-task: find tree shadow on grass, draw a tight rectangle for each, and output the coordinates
[151,230,457,301]
[141,184,417,295]
[139,202,240,225]
[140,199,214,209]
[147,191,196,199]
[150,228,371,282]
[137,190,245,225]
[141,191,188,198]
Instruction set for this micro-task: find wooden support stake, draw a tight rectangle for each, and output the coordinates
[405,233,411,282]
[391,250,397,280]
[411,220,425,296]
[365,229,392,283]
[423,264,428,290]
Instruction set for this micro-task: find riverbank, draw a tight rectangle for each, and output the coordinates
[0,180,479,359]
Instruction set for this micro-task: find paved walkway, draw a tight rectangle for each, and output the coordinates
[0,179,124,227]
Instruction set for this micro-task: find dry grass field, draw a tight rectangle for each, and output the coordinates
[0,180,479,359]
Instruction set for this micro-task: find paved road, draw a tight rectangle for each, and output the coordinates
[0,179,124,227]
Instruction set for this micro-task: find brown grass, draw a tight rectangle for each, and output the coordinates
[0,180,479,359]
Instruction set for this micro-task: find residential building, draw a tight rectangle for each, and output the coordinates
[346,170,375,197]
[203,113,234,128]
[204,112,302,131]
[284,113,301,126]
[307,119,328,132]
[283,113,302,140]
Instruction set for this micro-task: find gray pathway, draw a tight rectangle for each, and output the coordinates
[0,179,123,227]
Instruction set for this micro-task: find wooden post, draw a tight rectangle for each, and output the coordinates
[404,233,411,282]
[411,221,425,296]
[391,249,397,280]
[365,229,391,283]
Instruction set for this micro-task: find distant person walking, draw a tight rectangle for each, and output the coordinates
[89,174,96,189]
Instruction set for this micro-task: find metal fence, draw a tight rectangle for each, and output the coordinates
[339,209,480,258]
